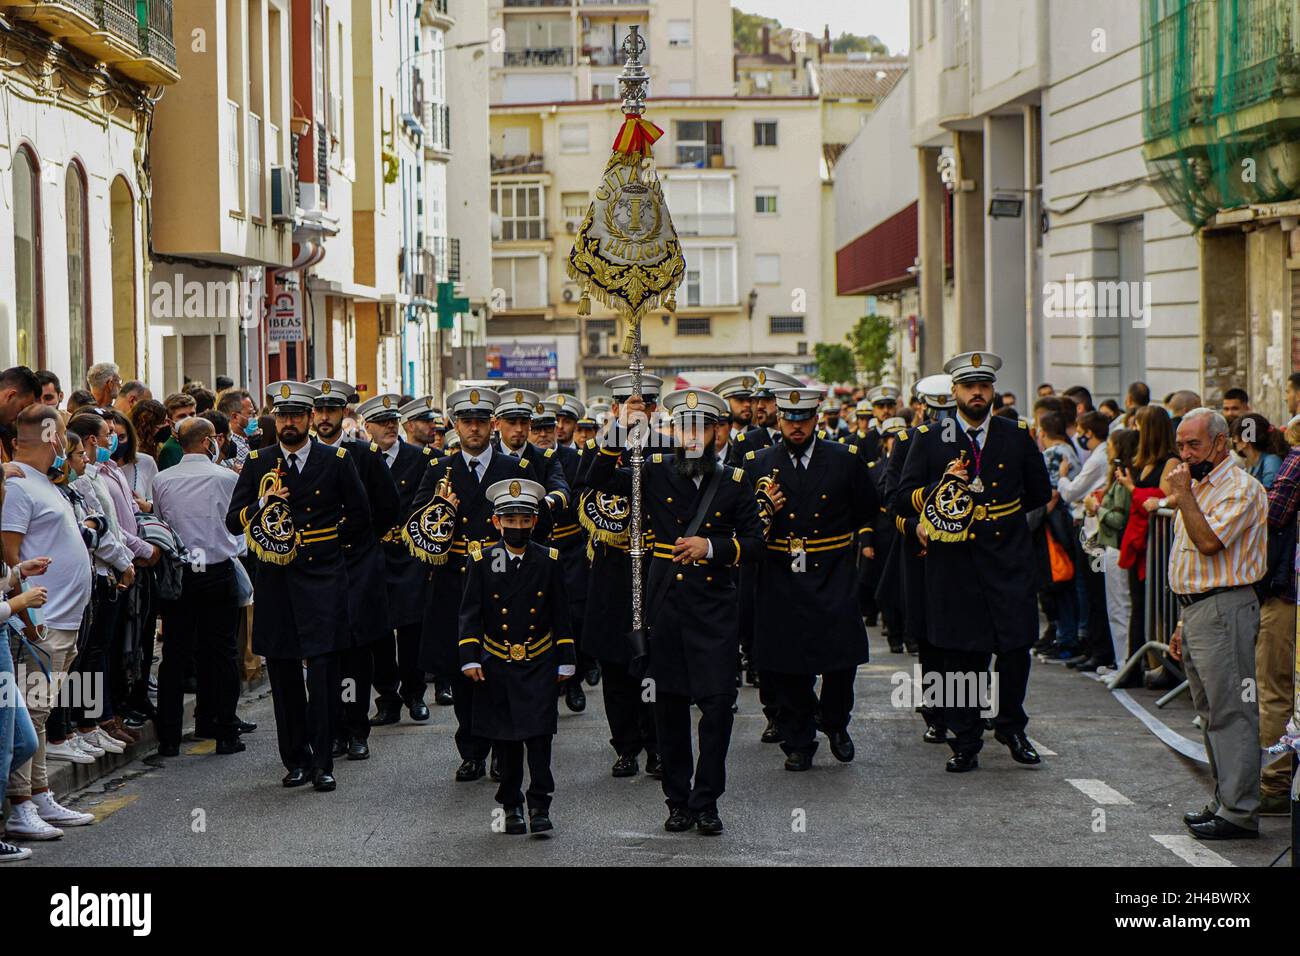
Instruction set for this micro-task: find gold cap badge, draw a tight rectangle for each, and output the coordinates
[686,391,698,409]
[469,389,480,404]
[509,480,521,497]
[557,395,566,406]
[279,384,291,399]
[515,391,524,403]
[972,353,982,368]
[321,381,332,394]
[757,370,767,384]
[382,396,392,408]
[790,390,801,403]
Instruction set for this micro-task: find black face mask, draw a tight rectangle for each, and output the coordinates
[154,425,172,444]
[1187,438,1223,481]
[502,526,532,549]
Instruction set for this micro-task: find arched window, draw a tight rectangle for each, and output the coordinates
[66,162,92,383]
[13,145,44,368]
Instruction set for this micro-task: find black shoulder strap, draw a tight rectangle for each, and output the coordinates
[645,464,726,622]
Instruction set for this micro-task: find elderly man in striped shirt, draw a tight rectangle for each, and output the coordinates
[1167,407,1267,841]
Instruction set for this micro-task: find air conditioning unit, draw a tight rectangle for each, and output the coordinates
[562,284,578,303]
[270,166,295,222]
[330,92,343,141]
[298,181,321,214]
[565,218,580,234]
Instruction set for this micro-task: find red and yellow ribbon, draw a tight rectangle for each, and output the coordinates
[612,115,663,156]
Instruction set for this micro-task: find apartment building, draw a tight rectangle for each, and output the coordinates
[905,0,1204,403]
[0,1,179,388]
[149,0,294,394]
[489,0,732,105]
[489,94,824,395]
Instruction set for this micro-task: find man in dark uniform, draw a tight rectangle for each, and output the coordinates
[399,395,442,451]
[743,387,880,771]
[725,367,802,468]
[715,374,755,441]
[576,374,663,778]
[308,379,400,761]
[819,399,851,440]
[896,352,1053,772]
[365,394,436,725]
[586,387,764,835]
[459,478,575,836]
[407,387,546,782]
[878,374,956,741]
[841,399,875,454]
[866,416,909,652]
[226,381,370,791]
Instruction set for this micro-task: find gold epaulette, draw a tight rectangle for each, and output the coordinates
[370,442,379,452]
[468,541,483,561]
[586,438,597,450]
[1018,419,1028,429]
[736,432,746,443]
[744,450,756,461]
[731,467,743,482]
[248,449,259,460]
[652,453,663,463]
[423,446,434,456]
[544,447,555,458]
[868,460,877,469]
[918,425,929,434]
[519,459,529,469]
[847,444,859,454]
[898,430,910,441]
[336,446,347,458]
[548,547,558,560]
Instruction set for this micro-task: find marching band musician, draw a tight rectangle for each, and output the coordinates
[576,373,664,778]
[308,380,401,762]
[364,394,437,726]
[895,352,1052,772]
[742,387,881,771]
[225,381,370,792]
[586,387,764,835]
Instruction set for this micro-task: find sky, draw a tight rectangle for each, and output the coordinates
[732,0,911,55]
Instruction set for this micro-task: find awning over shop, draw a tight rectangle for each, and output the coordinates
[835,201,918,296]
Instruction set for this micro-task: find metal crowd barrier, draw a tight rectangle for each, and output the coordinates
[1103,508,1189,706]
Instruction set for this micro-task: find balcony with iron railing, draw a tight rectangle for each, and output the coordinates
[0,0,182,84]
[503,0,573,7]
[492,153,545,174]
[662,143,736,170]
[582,44,649,67]
[503,47,575,67]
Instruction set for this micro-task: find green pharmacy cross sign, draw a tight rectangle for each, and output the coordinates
[434,282,469,331]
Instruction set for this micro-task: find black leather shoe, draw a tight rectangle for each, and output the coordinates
[529,808,554,834]
[282,768,310,787]
[311,770,336,792]
[994,731,1041,765]
[564,681,586,713]
[215,737,245,755]
[456,758,485,782]
[489,753,500,782]
[827,730,854,763]
[503,806,527,835]
[1183,805,1217,826]
[585,664,601,687]
[1064,653,1091,668]
[234,717,257,734]
[760,719,783,744]
[370,703,401,726]
[331,738,347,758]
[611,755,639,777]
[923,725,948,744]
[664,808,696,832]
[156,742,180,757]
[784,751,813,772]
[745,667,759,687]
[696,809,724,835]
[434,685,454,706]
[946,752,979,773]
[888,641,906,654]
[1186,816,1258,840]
[645,752,663,778]
[1074,656,1113,673]
[407,699,430,722]
[346,738,370,760]
[982,717,995,731]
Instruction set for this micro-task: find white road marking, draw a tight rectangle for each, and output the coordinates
[1150,834,1235,867]
[1028,737,1056,756]
[1067,778,1134,805]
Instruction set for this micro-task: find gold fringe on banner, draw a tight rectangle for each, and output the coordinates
[918,475,976,544]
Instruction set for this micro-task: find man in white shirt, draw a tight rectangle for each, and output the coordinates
[151,418,245,757]
[3,404,95,839]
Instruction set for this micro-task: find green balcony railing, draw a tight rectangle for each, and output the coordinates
[136,0,176,69]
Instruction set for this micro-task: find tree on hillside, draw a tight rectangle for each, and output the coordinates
[733,7,782,53]
[832,32,890,56]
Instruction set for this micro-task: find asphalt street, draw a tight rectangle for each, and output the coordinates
[24,629,1294,867]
